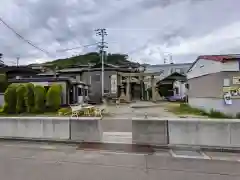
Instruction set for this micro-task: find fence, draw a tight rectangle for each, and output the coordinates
[0,116,240,148]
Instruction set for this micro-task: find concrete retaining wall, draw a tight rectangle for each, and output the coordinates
[0,117,70,140]
[132,118,168,145]
[168,119,240,147]
[70,117,102,142]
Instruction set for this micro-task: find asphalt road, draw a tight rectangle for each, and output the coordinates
[0,141,240,180]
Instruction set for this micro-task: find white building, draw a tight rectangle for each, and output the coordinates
[187,54,240,115]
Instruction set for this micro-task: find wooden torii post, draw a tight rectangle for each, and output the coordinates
[118,71,163,102]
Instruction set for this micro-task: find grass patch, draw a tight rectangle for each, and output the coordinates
[167,103,232,119]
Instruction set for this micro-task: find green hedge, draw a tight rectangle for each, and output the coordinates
[46,84,62,111]
[0,73,8,93]
[3,84,17,114]
[24,83,35,113]
[16,84,27,114]
[34,85,46,113]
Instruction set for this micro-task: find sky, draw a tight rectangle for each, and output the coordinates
[0,0,240,65]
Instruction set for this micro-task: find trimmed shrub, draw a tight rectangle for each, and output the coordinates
[16,84,27,113]
[3,84,17,114]
[0,73,8,93]
[58,107,71,116]
[24,83,35,113]
[46,84,62,112]
[34,85,46,113]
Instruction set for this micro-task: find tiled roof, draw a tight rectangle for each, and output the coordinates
[197,54,240,63]
[187,54,240,73]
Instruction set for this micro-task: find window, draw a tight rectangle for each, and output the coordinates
[92,74,100,82]
[175,68,181,73]
[84,89,88,96]
[104,89,109,94]
[175,87,179,95]
[180,68,185,74]
[78,88,83,96]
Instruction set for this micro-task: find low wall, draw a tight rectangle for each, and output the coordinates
[189,97,240,116]
[132,118,168,145]
[70,117,102,142]
[0,117,70,140]
[168,119,240,147]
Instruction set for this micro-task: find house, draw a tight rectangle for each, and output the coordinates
[8,77,89,105]
[145,63,192,78]
[156,72,187,99]
[0,66,40,79]
[39,63,138,103]
[187,54,240,115]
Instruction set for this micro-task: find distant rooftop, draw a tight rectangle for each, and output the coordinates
[146,62,193,67]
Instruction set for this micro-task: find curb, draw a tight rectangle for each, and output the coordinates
[1,138,240,154]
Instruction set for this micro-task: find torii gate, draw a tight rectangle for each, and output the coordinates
[117,71,163,102]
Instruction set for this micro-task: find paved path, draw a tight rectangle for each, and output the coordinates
[1,141,240,180]
[102,101,177,119]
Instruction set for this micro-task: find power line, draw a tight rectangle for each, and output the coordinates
[0,17,50,55]
[56,43,99,52]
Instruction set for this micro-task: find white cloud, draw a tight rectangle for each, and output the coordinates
[0,0,239,65]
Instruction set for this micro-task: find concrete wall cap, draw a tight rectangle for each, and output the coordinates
[0,116,102,121]
[167,118,240,123]
[70,117,102,120]
[0,116,70,120]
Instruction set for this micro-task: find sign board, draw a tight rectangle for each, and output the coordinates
[233,77,240,85]
[111,75,117,93]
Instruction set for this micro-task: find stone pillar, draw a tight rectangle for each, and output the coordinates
[151,75,156,102]
[155,86,161,101]
[119,84,125,98]
[126,76,131,102]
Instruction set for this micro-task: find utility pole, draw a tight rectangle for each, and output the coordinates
[16,57,20,67]
[95,28,108,98]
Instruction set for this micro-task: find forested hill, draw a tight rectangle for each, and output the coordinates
[44,52,140,68]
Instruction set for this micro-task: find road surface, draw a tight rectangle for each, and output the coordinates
[0,141,240,180]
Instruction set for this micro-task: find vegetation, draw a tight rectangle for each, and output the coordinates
[34,85,46,113]
[3,84,17,114]
[167,103,232,118]
[58,107,71,116]
[0,73,8,93]
[16,85,27,114]
[42,52,139,69]
[24,83,35,113]
[46,84,62,111]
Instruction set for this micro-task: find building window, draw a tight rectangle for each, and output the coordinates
[175,87,179,95]
[104,89,109,94]
[175,68,181,73]
[92,74,100,82]
[78,88,83,96]
[180,68,185,74]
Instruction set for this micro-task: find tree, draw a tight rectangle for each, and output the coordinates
[0,73,8,93]
[34,85,46,113]
[3,84,17,114]
[16,84,27,113]
[46,84,62,111]
[42,52,138,69]
[24,83,35,113]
